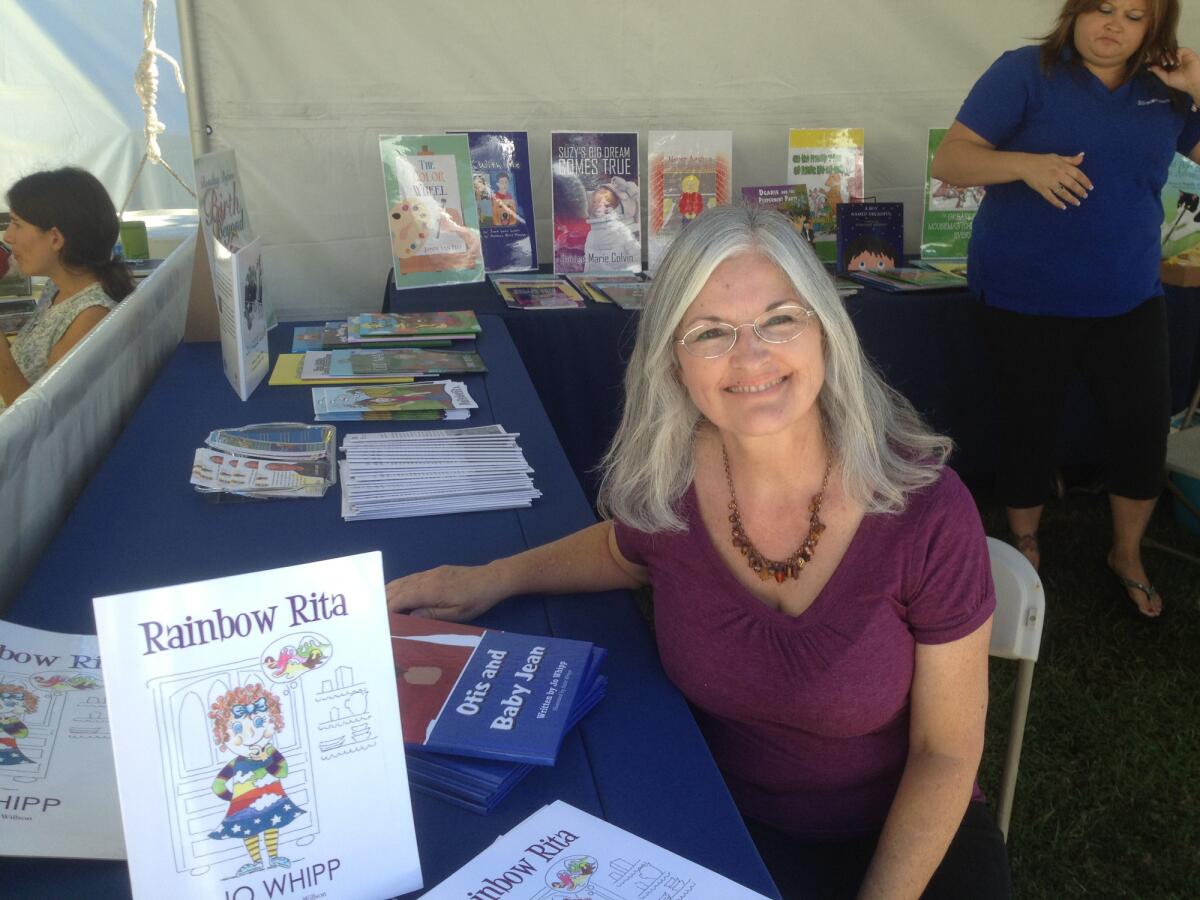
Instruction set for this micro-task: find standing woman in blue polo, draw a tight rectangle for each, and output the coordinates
[932,0,1200,617]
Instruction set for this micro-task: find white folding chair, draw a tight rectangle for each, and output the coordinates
[985,537,1046,843]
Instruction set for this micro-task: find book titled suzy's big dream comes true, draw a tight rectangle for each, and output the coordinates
[551,132,641,274]
[380,134,484,290]
[93,553,422,900]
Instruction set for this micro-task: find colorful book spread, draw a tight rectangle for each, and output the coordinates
[741,184,817,246]
[390,613,604,766]
[836,202,904,274]
[461,131,538,273]
[92,552,422,900]
[0,621,123,860]
[848,266,966,292]
[551,132,641,274]
[587,280,651,310]
[190,423,337,499]
[646,130,732,271]
[300,348,487,380]
[489,274,587,309]
[786,128,865,263]
[921,127,983,260]
[379,134,484,290]
[312,380,476,421]
[566,273,645,304]
[348,309,480,337]
[290,324,458,353]
[421,800,772,899]
[268,354,415,387]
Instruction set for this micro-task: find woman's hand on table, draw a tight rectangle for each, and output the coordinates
[1021,151,1091,210]
[386,564,507,622]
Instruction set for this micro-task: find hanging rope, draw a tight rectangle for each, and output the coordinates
[120,0,195,217]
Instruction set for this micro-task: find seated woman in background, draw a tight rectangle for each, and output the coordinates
[0,167,134,411]
[388,206,1010,899]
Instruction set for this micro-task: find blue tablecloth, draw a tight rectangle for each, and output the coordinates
[387,271,1200,499]
[3,317,778,899]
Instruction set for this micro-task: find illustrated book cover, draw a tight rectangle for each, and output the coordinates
[349,309,480,338]
[379,134,484,291]
[920,128,983,260]
[312,380,476,422]
[489,274,587,310]
[460,131,538,273]
[847,266,966,293]
[0,620,123,860]
[551,132,641,274]
[267,354,415,387]
[421,800,771,899]
[300,347,486,380]
[786,128,865,263]
[836,202,904,275]
[390,613,605,766]
[646,130,732,271]
[741,184,816,244]
[93,552,422,900]
[0,212,33,299]
[211,235,269,401]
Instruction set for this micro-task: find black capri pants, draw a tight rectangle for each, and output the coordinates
[981,296,1170,509]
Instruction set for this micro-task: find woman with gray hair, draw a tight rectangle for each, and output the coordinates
[388,206,1009,898]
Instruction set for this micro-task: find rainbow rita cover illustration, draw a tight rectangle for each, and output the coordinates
[93,552,421,900]
[551,132,641,274]
[0,620,123,860]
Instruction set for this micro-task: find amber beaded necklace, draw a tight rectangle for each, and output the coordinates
[722,445,832,583]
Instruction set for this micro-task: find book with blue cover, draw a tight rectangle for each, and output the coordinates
[460,131,538,273]
[836,201,904,275]
[390,613,605,767]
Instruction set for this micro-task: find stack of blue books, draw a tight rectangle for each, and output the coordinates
[390,613,607,813]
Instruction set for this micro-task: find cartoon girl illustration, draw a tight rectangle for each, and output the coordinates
[675,173,704,227]
[0,683,38,765]
[208,685,306,876]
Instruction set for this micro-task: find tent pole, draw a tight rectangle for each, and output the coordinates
[175,0,210,157]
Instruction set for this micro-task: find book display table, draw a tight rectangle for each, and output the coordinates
[4,317,779,899]
[386,272,1200,498]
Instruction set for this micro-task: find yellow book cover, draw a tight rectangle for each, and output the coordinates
[268,354,415,386]
[786,128,865,263]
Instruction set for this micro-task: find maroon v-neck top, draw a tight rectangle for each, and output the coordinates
[614,468,994,839]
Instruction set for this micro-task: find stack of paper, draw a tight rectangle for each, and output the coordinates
[340,424,541,520]
[312,380,477,422]
[422,800,772,898]
[292,310,482,352]
[391,614,607,814]
[190,423,336,499]
[300,346,487,381]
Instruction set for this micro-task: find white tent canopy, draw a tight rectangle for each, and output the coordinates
[4,0,1198,319]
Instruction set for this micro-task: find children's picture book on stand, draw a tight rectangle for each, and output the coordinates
[786,128,865,263]
[390,612,605,766]
[379,134,484,290]
[312,380,476,422]
[92,552,422,900]
[0,620,123,860]
[647,130,732,271]
[836,202,904,275]
[489,274,587,310]
[210,235,269,401]
[191,423,337,500]
[421,800,772,899]
[459,131,537,272]
[551,132,641,274]
[921,128,984,260]
[194,148,276,328]
[741,184,816,244]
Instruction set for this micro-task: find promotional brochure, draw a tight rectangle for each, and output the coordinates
[462,131,538,272]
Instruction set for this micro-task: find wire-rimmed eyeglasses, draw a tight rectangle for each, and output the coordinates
[675,304,816,359]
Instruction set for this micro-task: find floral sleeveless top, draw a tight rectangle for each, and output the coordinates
[0,282,115,411]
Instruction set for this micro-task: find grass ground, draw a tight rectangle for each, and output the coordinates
[972,477,1200,899]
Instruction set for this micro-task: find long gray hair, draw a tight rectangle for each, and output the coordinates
[597,205,951,533]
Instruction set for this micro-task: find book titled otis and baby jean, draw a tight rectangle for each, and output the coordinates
[1,552,766,898]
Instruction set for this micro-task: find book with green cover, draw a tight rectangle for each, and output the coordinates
[380,134,484,291]
[301,348,486,380]
[920,128,984,260]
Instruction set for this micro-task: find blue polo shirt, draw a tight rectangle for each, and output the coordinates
[958,45,1200,316]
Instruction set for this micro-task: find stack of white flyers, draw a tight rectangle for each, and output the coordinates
[0,620,123,860]
[93,552,423,900]
[340,424,541,520]
[422,800,771,899]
